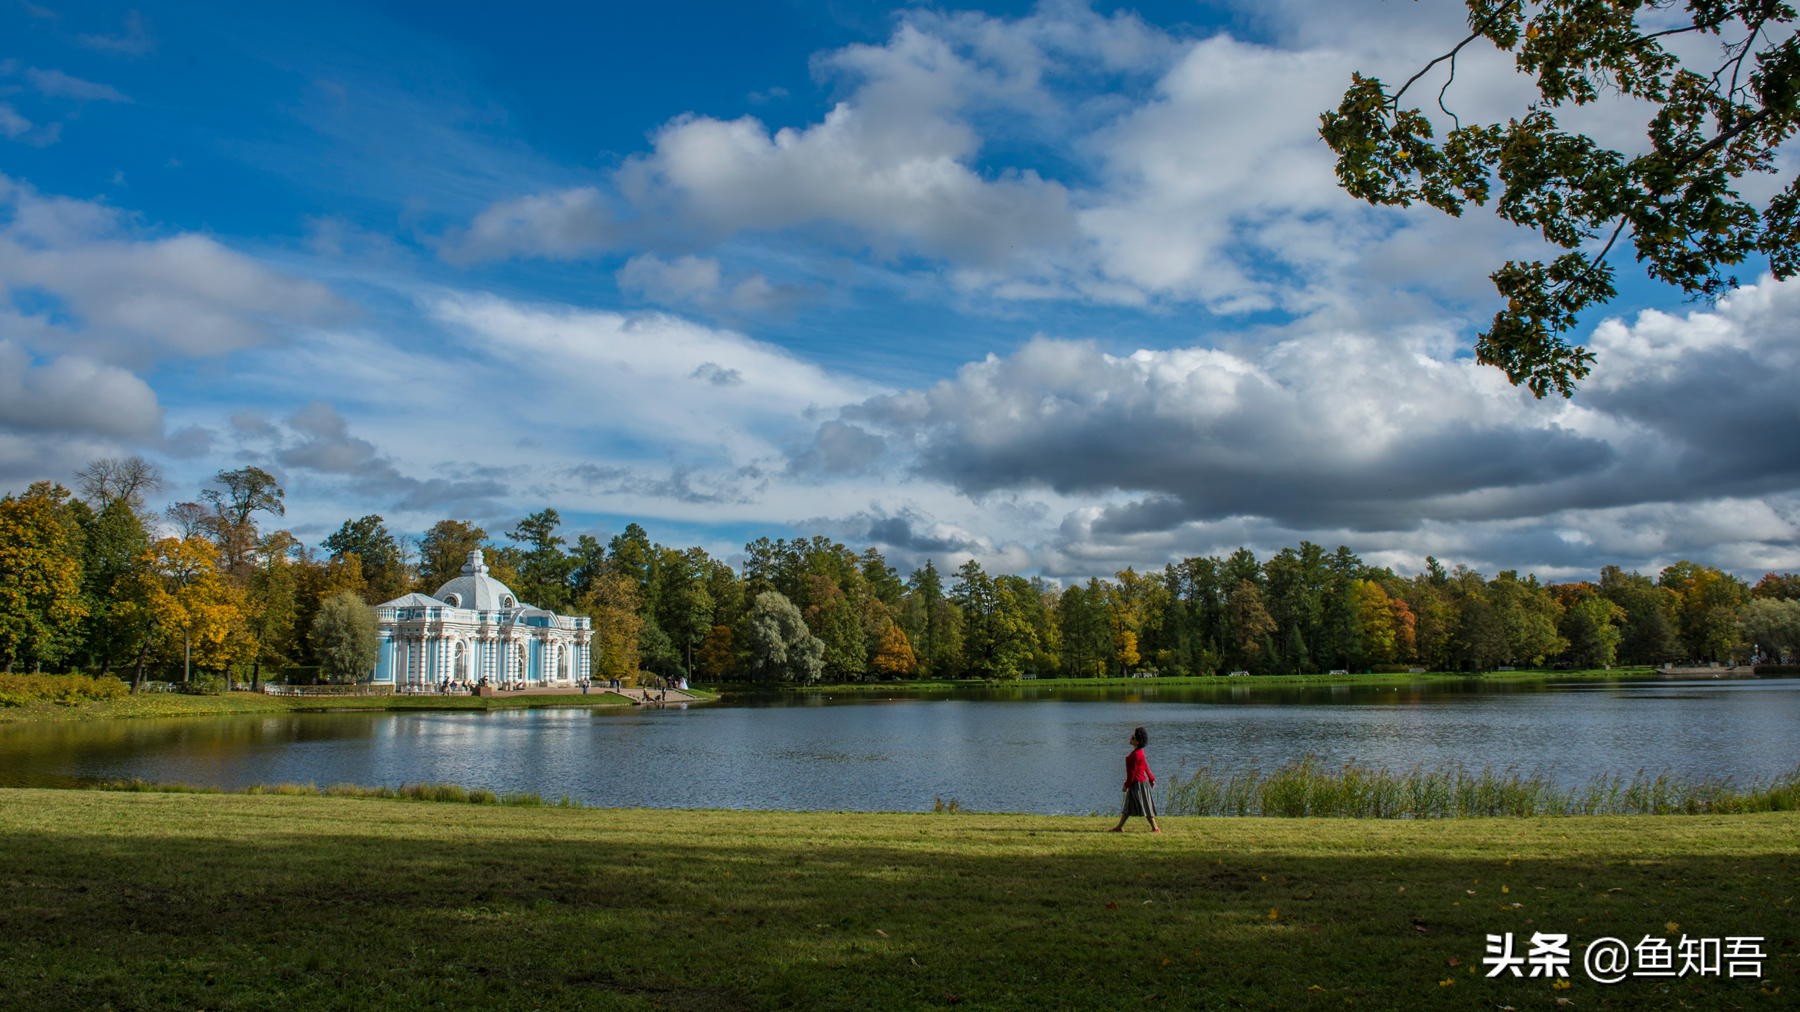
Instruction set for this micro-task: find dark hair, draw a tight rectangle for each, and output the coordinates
[1131,726,1148,748]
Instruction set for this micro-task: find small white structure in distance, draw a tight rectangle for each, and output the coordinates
[371,550,590,689]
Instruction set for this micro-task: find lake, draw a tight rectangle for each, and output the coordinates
[2,677,1795,814]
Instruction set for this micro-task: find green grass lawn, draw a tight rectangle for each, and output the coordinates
[1,789,1792,1009]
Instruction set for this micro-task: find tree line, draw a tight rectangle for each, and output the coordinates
[4,458,1800,685]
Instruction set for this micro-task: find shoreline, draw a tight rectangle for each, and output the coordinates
[4,667,1778,723]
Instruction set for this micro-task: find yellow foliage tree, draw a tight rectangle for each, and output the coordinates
[870,621,918,679]
[0,482,88,671]
[144,537,257,682]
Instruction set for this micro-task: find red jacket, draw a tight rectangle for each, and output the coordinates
[1124,747,1154,789]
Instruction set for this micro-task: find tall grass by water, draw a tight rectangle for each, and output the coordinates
[1164,756,1800,818]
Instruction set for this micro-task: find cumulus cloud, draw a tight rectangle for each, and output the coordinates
[789,275,1800,579]
[441,0,1562,323]
[0,177,346,367]
[0,340,161,438]
[440,186,618,264]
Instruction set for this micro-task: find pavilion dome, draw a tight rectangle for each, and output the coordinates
[433,550,523,611]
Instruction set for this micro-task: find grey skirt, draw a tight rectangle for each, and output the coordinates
[1122,780,1157,818]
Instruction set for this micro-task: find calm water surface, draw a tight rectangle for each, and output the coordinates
[2,678,1795,814]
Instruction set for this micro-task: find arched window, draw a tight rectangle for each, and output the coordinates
[501,595,515,609]
[444,593,461,608]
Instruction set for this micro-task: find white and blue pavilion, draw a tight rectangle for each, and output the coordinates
[371,550,590,689]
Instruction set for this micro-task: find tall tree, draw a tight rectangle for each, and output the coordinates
[1487,570,1567,667]
[653,546,717,678]
[1598,565,1683,664]
[1741,597,1800,661]
[199,466,285,579]
[245,531,301,687]
[1224,579,1278,673]
[743,590,826,684]
[1752,572,1800,600]
[76,456,163,516]
[322,514,407,603]
[0,483,89,672]
[311,590,378,683]
[1553,582,1626,668]
[950,559,1000,678]
[1659,560,1750,660]
[577,572,644,683]
[144,536,255,682]
[417,520,489,591]
[76,497,152,676]
[1324,0,1800,396]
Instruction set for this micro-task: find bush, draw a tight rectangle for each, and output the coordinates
[0,672,130,707]
[177,674,227,695]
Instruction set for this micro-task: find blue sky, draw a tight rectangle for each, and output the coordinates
[3,0,1797,582]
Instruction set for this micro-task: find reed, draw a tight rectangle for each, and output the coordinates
[1163,756,1800,818]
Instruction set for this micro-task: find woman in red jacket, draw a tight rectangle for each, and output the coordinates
[1109,726,1161,833]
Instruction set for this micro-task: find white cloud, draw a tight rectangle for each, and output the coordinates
[0,177,346,367]
[24,67,130,102]
[426,291,880,463]
[440,186,617,264]
[0,104,30,139]
[0,340,161,438]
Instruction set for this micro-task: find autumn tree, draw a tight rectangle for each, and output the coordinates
[144,536,255,682]
[1752,571,1800,600]
[1225,578,1278,672]
[578,571,644,684]
[417,520,488,591]
[1324,0,1800,396]
[245,531,302,686]
[0,483,89,672]
[1659,560,1750,660]
[870,620,919,679]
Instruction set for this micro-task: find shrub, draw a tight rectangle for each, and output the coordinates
[0,672,130,707]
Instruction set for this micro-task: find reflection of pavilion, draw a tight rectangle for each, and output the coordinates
[371,550,590,689]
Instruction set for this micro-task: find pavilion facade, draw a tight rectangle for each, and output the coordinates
[370,550,590,688]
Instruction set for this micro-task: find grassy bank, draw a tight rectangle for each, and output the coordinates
[0,688,638,724]
[1,789,1791,1009]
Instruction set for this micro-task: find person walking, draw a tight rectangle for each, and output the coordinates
[1110,726,1161,833]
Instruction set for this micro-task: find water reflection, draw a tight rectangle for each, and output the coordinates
[0,678,1793,814]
